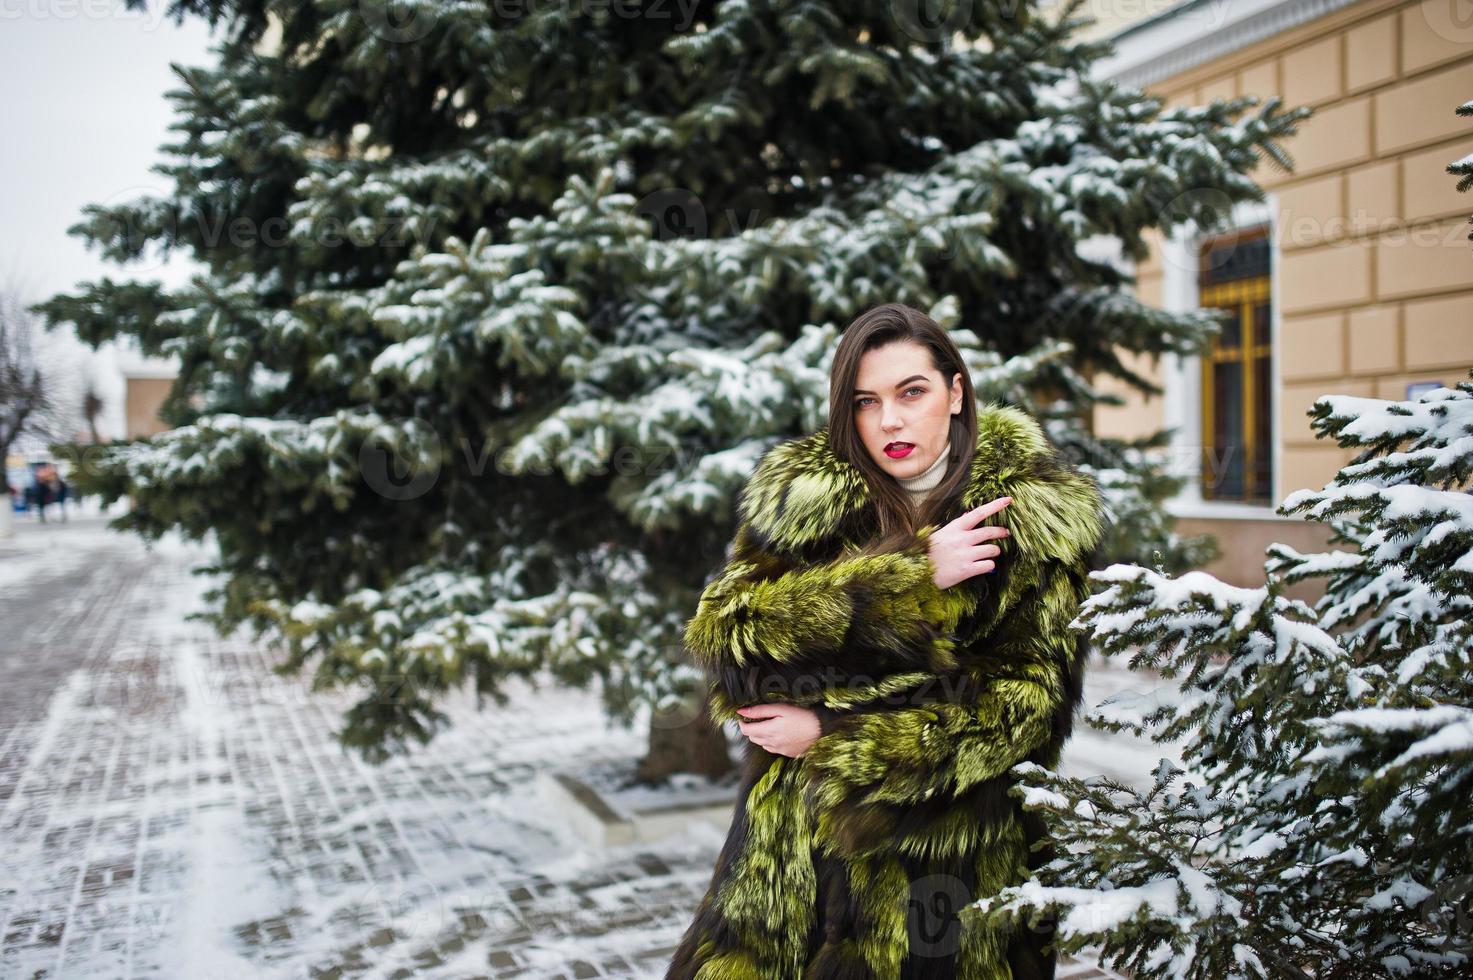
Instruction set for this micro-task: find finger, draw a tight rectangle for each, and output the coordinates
[968,524,1011,544]
[969,559,997,574]
[954,495,1013,530]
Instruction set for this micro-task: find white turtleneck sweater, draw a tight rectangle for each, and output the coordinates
[896,439,951,506]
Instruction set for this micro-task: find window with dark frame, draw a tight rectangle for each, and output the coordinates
[1198,227,1273,504]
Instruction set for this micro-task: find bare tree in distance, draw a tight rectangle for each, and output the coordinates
[2,271,102,465]
[81,384,105,446]
[0,288,58,469]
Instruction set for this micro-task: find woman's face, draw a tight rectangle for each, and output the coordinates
[851,339,963,480]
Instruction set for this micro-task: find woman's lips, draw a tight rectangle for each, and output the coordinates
[884,442,915,459]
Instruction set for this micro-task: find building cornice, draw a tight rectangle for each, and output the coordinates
[1094,0,1365,89]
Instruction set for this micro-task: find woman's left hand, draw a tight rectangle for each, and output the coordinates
[735,703,822,757]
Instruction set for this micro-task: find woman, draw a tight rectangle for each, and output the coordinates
[666,303,1106,980]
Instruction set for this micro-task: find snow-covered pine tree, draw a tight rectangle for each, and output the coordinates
[974,100,1473,979]
[33,0,1308,766]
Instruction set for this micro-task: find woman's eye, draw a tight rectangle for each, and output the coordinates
[856,389,923,408]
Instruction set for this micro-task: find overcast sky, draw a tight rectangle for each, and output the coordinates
[1,4,216,309]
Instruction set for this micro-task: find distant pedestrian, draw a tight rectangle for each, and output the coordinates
[32,464,68,524]
[47,473,68,523]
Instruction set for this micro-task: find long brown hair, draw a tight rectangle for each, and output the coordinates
[827,303,979,549]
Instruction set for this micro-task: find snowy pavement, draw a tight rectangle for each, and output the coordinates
[0,506,1161,978]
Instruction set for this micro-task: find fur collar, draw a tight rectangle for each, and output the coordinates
[738,400,1101,565]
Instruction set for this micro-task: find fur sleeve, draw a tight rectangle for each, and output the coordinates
[798,457,1105,859]
[684,519,975,726]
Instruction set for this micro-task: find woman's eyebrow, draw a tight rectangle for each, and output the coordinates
[853,375,928,395]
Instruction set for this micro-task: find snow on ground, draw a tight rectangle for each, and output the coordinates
[1066,649,1187,787]
[0,507,1148,977]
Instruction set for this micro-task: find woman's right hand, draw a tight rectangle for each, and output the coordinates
[927,496,1013,589]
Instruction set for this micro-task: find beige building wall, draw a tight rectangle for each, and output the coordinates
[1097,0,1473,587]
[125,376,174,439]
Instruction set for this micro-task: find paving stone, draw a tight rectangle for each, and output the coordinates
[0,515,1134,978]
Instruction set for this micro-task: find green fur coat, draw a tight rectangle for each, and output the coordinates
[666,402,1107,980]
